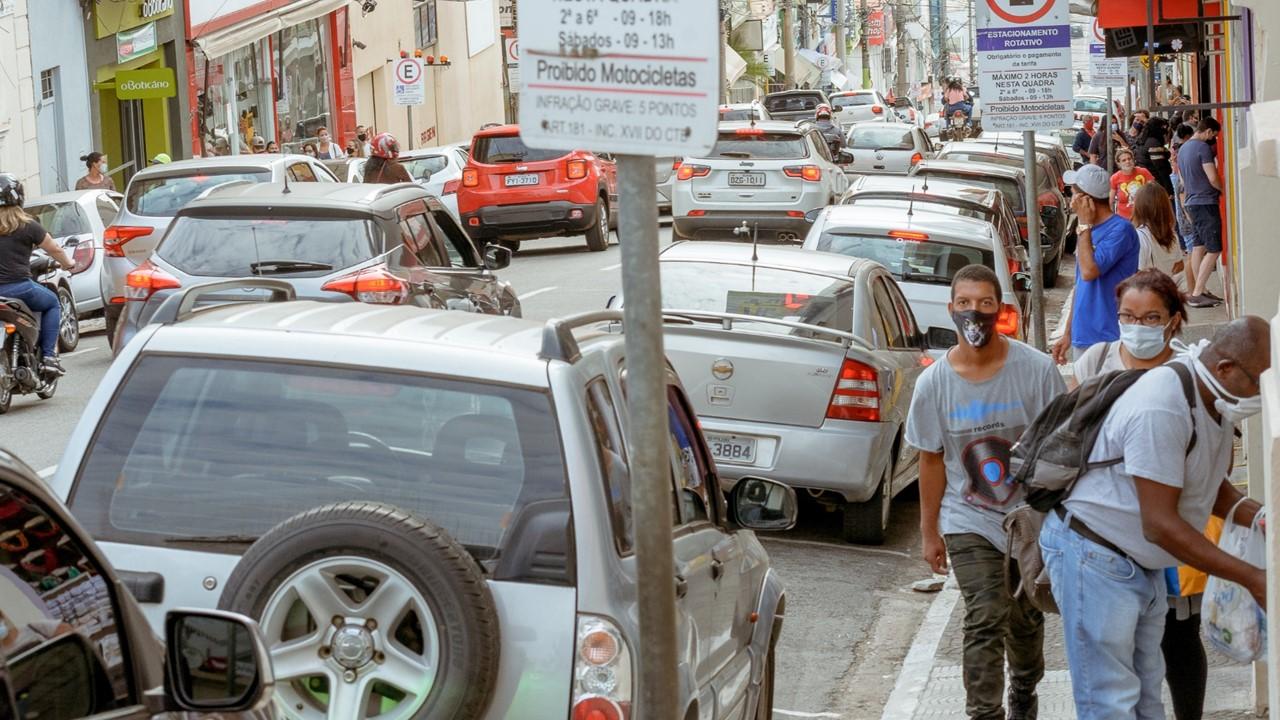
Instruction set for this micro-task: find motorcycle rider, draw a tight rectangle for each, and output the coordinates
[0,173,73,376]
[362,132,413,184]
[814,104,845,158]
[943,78,973,123]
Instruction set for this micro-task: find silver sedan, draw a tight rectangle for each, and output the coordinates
[655,242,931,544]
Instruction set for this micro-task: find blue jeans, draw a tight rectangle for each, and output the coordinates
[1171,175,1196,252]
[0,280,59,357]
[1040,510,1168,719]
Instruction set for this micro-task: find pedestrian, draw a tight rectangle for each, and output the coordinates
[1126,109,1150,146]
[1170,123,1199,292]
[1071,269,1186,381]
[1077,70,1084,88]
[314,127,345,160]
[363,132,412,184]
[265,140,279,153]
[345,141,358,157]
[1129,76,1140,116]
[251,135,267,154]
[1110,148,1156,220]
[1089,115,1128,169]
[908,263,1066,720]
[213,137,231,156]
[1042,315,1269,720]
[1131,183,1184,282]
[1179,118,1224,308]
[302,142,319,158]
[0,173,74,376]
[74,152,116,192]
[1134,116,1173,196]
[1072,116,1096,165]
[1052,164,1141,364]
[150,153,171,166]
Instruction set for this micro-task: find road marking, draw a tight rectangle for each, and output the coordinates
[761,536,912,559]
[38,465,57,478]
[879,573,961,720]
[63,347,101,359]
[599,262,622,271]
[518,286,558,300]
[774,710,842,718]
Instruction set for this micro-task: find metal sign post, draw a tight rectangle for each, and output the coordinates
[516,0,720,715]
[1023,133,1045,350]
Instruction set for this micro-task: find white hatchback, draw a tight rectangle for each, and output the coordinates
[830,89,892,128]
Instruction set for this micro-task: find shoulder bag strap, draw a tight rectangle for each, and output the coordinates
[1095,341,1111,376]
[1168,361,1198,455]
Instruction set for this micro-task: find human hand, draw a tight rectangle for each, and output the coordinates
[922,529,948,574]
[1070,192,1095,225]
[1248,567,1267,609]
[1052,334,1072,365]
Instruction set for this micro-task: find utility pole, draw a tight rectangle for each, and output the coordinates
[719,1,729,103]
[968,0,976,84]
[783,0,797,88]
[894,6,909,98]
[834,0,847,71]
[860,1,871,88]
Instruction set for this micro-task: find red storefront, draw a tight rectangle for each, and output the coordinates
[185,0,357,157]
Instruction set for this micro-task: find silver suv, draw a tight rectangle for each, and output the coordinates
[50,286,796,720]
[103,154,338,343]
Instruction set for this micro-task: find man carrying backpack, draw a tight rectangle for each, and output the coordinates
[1040,317,1269,719]
[907,264,1066,720]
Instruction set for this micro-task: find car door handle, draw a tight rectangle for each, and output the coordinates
[675,574,689,599]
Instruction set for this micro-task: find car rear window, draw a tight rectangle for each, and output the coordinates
[831,94,875,108]
[848,197,989,222]
[402,154,450,180]
[710,132,808,159]
[849,126,913,150]
[25,201,91,237]
[69,355,569,562]
[719,108,762,121]
[1076,98,1107,113]
[661,261,854,334]
[472,135,568,164]
[764,94,825,113]
[915,171,1024,212]
[125,170,271,217]
[815,231,995,283]
[157,216,377,277]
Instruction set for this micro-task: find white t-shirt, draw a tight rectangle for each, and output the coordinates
[1137,225,1183,277]
[1063,357,1235,569]
[1071,341,1125,382]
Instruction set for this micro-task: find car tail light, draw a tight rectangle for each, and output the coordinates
[462,168,479,187]
[827,358,880,422]
[786,210,805,218]
[70,242,95,274]
[321,267,410,305]
[571,615,632,720]
[672,157,684,170]
[567,158,589,180]
[910,152,923,166]
[889,230,929,241]
[872,105,884,114]
[1008,258,1021,276]
[124,260,181,301]
[443,179,460,195]
[686,209,706,217]
[676,164,710,181]
[1016,216,1029,240]
[103,225,153,257]
[735,127,765,136]
[783,165,821,182]
[997,304,1020,336]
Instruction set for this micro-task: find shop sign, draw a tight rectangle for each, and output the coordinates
[505,36,521,88]
[976,0,1074,132]
[117,22,158,64]
[95,0,174,40]
[866,11,885,46]
[141,0,174,18]
[499,0,515,28]
[116,68,177,99]
[393,57,425,106]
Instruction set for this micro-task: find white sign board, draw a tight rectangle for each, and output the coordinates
[505,37,521,90]
[976,0,1074,132]
[516,0,720,155]
[393,58,425,106]
[1087,18,1126,87]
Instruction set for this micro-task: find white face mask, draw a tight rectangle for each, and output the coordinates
[1175,339,1262,424]
[1119,322,1169,360]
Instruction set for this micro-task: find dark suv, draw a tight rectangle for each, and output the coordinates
[114,182,519,352]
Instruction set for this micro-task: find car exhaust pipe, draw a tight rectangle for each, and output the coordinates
[777,232,800,242]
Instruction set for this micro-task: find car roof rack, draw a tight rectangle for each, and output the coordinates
[150,279,296,326]
[539,310,624,362]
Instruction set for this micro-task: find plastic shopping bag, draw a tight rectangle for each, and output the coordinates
[1202,499,1267,663]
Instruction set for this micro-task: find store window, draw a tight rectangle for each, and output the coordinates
[275,18,334,152]
[415,0,438,49]
[195,39,276,156]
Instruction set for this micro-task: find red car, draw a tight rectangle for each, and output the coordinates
[457,125,619,252]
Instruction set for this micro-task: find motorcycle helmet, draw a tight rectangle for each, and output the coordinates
[815,104,833,120]
[0,173,24,208]
[370,132,401,159]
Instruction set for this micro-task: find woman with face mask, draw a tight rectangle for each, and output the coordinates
[1072,269,1186,385]
[74,152,115,192]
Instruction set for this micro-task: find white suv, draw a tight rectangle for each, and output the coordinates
[672,121,850,242]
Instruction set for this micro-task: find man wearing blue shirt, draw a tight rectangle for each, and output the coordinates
[1052,164,1141,364]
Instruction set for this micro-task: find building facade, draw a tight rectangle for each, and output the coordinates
[27,0,94,194]
[0,0,40,193]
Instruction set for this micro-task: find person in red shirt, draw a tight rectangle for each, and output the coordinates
[1109,147,1155,220]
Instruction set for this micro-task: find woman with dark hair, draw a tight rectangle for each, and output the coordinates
[74,152,115,191]
[1131,183,1183,282]
[302,142,319,158]
[1134,116,1174,195]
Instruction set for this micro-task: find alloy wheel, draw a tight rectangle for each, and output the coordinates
[57,288,78,350]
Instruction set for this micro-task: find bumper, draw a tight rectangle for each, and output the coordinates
[460,201,598,241]
[672,212,813,242]
[704,416,896,502]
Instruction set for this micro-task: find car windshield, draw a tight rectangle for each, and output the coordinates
[850,126,913,150]
[831,94,875,108]
[661,261,854,335]
[24,201,91,237]
[849,197,988,221]
[69,355,569,562]
[764,94,824,113]
[709,132,808,159]
[815,232,995,283]
[472,135,567,164]
[915,171,1024,212]
[1076,98,1107,113]
[126,170,271,217]
[158,216,377,277]
[402,154,450,180]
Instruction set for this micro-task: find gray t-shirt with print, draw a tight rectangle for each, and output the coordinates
[1064,357,1235,569]
[906,340,1067,550]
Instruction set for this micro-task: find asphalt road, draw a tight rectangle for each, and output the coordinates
[2,226,1053,719]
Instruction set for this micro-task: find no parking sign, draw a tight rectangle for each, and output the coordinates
[393,57,425,106]
[976,0,1074,131]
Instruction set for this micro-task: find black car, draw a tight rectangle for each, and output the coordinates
[762,90,831,122]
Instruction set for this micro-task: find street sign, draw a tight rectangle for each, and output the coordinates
[976,0,1074,132]
[1088,18,1126,87]
[393,57,425,106]
[516,0,721,155]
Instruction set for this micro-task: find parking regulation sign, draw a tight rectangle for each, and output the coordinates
[1088,18,1125,87]
[976,0,1074,132]
[516,0,720,156]
[393,57,425,106]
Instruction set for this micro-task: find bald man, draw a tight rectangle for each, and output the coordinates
[1042,315,1269,719]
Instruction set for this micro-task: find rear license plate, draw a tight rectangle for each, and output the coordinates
[728,172,765,187]
[504,173,540,187]
[706,433,758,464]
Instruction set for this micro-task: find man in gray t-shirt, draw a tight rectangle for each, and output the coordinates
[906,265,1065,719]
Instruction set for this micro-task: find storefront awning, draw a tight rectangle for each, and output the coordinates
[1097,0,1204,29]
[725,44,748,86]
[193,0,350,59]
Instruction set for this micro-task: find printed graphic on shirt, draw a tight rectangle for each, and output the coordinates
[947,401,1027,512]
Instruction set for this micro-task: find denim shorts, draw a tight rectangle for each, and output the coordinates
[1188,204,1222,253]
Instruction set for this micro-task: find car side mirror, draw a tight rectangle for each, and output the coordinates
[728,476,798,531]
[837,149,855,164]
[804,207,824,224]
[164,609,273,713]
[925,326,958,349]
[1012,272,1033,293]
[10,633,108,718]
[483,244,512,271]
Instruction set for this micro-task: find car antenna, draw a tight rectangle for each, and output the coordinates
[908,184,915,217]
[921,174,929,192]
[282,166,292,194]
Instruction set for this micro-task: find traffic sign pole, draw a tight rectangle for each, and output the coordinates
[1024,132,1045,350]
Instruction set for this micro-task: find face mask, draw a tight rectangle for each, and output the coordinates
[1134,121,1146,131]
[1175,339,1262,423]
[357,133,367,141]
[951,309,1000,348]
[1119,322,1169,360]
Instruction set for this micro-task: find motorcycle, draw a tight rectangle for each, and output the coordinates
[941,109,972,141]
[0,252,73,413]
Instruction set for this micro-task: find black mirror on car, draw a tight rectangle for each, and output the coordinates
[926,326,959,349]
[9,633,104,719]
[483,244,512,271]
[1012,272,1034,293]
[729,477,798,532]
[164,609,272,713]
[837,149,856,164]
[804,207,824,224]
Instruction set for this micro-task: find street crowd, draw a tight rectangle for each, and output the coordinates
[909,104,1266,720]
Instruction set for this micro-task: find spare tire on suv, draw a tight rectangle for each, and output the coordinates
[218,501,501,719]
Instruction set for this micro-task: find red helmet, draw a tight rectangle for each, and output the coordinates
[815,104,833,119]
[370,132,400,159]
